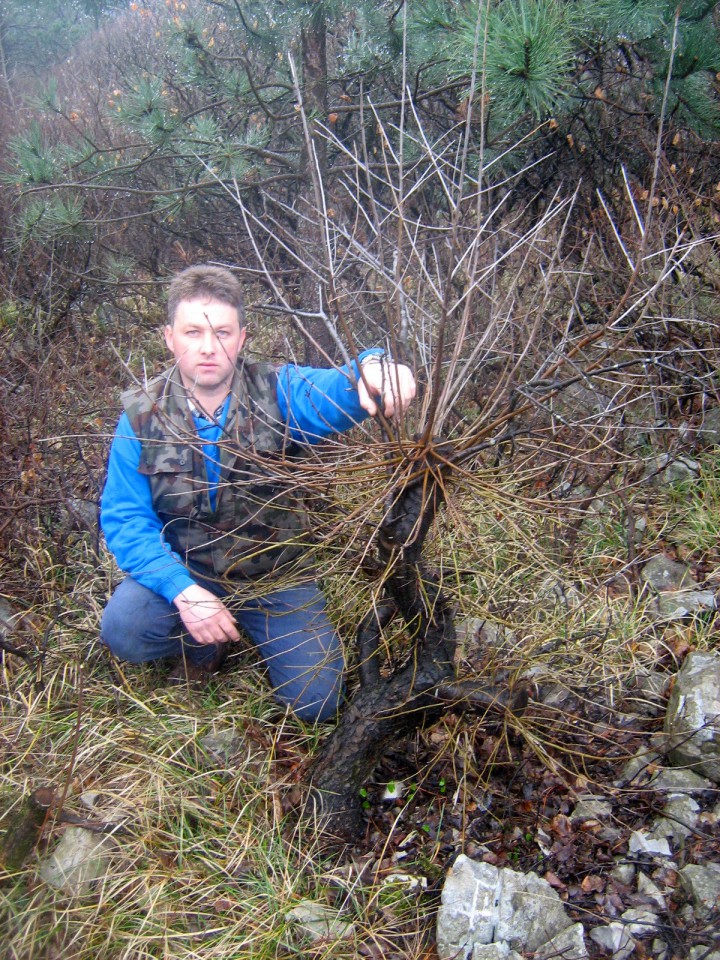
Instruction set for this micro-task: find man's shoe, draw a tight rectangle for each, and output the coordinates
[167,643,228,688]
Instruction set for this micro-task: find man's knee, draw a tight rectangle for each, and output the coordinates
[284,662,345,722]
[100,604,148,663]
[100,578,180,664]
[292,693,341,723]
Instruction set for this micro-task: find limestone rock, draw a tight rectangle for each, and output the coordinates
[610,862,635,885]
[436,856,500,957]
[570,799,612,823]
[621,907,659,939]
[199,730,244,766]
[649,767,715,794]
[538,578,583,609]
[39,827,112,895]
[652,938,669,960]
[589,922,634,960]
[641,556,696,592]
[652,589,716,620]
[616,749,662,787]
[624,671,669,717]
[637,873,667,911]
[646,455,699,487]
[653,795,700,842]
[640,557,715,620]
[471,945,523,960]
[535,923,588,960]
[0,598,16,638]
[664,652,720,782]
[695,406,720,447]
[495,869,574,952]
[678,863,720,919]
[286,900,355,941]
[436,856,574,960]
[689,947,720,960]
[628,831,672,857]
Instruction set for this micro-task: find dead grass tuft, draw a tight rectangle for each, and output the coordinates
[2,442,718,958]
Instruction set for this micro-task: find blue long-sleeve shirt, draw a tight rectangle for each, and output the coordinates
[100,353,381,603]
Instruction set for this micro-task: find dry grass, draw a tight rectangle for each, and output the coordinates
[2,443,718,959]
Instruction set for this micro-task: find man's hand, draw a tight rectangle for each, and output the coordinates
[174,584,240,645]
[358,356,416,418]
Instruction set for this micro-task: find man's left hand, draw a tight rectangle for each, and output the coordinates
[358,356,416,418]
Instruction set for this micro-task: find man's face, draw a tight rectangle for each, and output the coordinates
[164,298,246,399]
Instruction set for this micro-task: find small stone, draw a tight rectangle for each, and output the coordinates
[664,651,720,782]
[381,873,427,891]
[610,862,635,885]
[637,873,667,910]
[495,867,574,952]
[680,903,698,924]
[454,618,486,662]
[641,555,697,592]
[536,923,588,960]
[0,598,16,636]
[631,515,647,546]
[652,938,668,960]
[628,831,672,857]
[621,907,659,938]
[570,799,612,823]
[653,795,699,841]
[538,578,583,609]
[39,827,112,895]
[472,945,519,960]
[689,947,720,960]
[286,900,355,941]
[653,590,716,620]
[648,455,700,486]
[616,749,662,787]
[589,922,634,960]
[678,863,720,919]
[625,671,669,717]
[199,730,243,765]
[540,684,582,712]
[455,618,517,664]
[649,768,714,794]
[598,825,624,844]
[695,407,720,448]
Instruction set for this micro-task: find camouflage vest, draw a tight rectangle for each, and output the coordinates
[122,360,310,582]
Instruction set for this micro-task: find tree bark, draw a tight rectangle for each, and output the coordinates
[0,12,16,110]
[309,451,457,839]
[295,12,335,364]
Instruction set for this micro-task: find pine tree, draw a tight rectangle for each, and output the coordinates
[2,0,718,326]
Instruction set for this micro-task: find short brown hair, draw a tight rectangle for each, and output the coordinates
[167,265,246,326]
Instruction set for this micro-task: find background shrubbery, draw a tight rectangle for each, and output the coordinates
[1,2,720,957]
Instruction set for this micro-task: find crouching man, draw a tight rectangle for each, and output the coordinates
[100,264,415,722]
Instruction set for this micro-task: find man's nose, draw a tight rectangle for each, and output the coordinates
[200,330,216,353]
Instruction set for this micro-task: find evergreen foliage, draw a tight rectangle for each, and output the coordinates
[0,0,123,84]
[479,0,577,122]
[0,0,718,322]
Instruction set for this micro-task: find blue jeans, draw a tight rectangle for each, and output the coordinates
[101,577,344,722]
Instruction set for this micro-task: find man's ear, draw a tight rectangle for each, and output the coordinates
[163,324,174,352]
[238,327,247,351]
